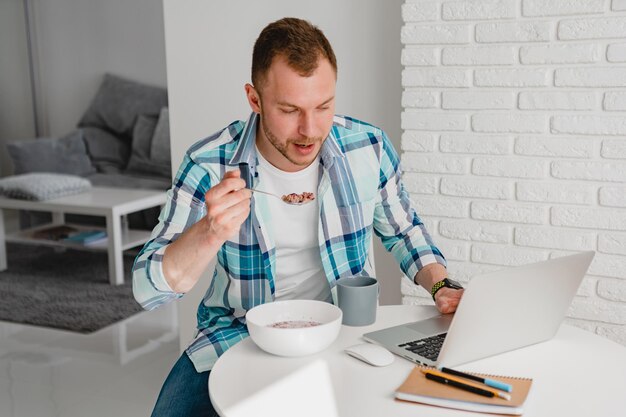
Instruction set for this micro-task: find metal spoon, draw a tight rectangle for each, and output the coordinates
[246,188,314,206]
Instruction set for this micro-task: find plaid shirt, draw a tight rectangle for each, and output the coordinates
[132,113,445,372]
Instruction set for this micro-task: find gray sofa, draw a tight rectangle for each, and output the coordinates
[6,74,172,229]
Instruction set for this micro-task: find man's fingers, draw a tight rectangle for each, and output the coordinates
[206,189,250,216]
[207,176,247,201]
[223,169,241,179]
[435,288,464,314]
[220,169,242,188]
[216,198,251,224]
[208,199,251,238]
[202,169,252,241]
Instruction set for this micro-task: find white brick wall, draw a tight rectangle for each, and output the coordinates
[401,0,626,345]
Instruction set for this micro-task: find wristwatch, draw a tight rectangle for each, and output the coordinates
[431,278,463,301]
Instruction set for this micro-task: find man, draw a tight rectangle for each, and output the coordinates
[133,17,463,417]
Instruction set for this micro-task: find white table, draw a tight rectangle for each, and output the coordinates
[209,305,626,417]
[0,187,166,285]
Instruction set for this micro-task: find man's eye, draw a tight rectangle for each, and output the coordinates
[281,109,297,114]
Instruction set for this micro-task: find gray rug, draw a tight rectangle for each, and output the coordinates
[0,243,144,333]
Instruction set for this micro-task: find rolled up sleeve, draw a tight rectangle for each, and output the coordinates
[373,132,446,282]
[132,153,212,310]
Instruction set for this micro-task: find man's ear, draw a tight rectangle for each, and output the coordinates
[245,83,262,113]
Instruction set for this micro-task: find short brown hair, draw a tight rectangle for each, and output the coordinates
[251,17,337,90]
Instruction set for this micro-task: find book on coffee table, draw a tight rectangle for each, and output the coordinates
[31,225,80,241]
[63,230,107,245]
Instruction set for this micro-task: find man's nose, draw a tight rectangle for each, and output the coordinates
[298,112,315,138]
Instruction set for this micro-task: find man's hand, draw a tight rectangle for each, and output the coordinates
[434,287,464,314]
[162,169,251,293]
[202,170,251,245]
[414,263,464,314]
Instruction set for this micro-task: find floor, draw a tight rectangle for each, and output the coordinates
[0,302,180,417]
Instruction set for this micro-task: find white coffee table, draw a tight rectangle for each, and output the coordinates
[0,187,166,285]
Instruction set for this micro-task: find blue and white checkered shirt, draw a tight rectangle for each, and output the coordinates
[132,113,446,372]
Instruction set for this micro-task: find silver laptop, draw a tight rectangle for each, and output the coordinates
[364,251,595,367]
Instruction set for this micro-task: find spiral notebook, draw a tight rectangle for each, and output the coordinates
[395,366,533,415]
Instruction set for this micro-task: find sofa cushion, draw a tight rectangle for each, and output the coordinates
[150,107,170,163]
[129,114,157,161]
[7,131,96,176]
[81,127,131,172]
[125,113,171,179]
[78,73,168,140]
[0,173,91,201]
[124,158,171,179]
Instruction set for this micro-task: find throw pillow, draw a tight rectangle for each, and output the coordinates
[7,130,96,176]
[0,173,91,201]
[78,73,168,140]
[81,127,131,172]
[131,114,158,161]
[125,115,171,179]
[150,107,171,163]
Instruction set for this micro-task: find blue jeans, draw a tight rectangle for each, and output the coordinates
[151,352,219,417]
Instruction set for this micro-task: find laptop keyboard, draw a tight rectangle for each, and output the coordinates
[398,333,447,362]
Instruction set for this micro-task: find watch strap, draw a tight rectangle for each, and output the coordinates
[431,278,462,301]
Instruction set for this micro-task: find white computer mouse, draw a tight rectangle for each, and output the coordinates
[344,343,394,367]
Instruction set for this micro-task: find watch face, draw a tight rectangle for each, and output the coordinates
[446,278,463,289]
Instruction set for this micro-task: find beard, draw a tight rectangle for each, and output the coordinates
[260,114,324,167]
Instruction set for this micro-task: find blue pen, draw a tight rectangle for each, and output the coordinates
[438,367,513,393]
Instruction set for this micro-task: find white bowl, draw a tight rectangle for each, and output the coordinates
[246,300,342,357]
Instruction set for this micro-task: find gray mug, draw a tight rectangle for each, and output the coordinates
[336,276,379,326]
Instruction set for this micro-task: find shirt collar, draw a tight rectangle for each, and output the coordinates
[229,112,258,167]
[319,121,343,168]
[229,112,345,169]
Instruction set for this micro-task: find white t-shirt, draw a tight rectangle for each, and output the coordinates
[255,147,331,303]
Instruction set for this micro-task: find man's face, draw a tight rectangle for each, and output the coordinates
[246,56,336,172]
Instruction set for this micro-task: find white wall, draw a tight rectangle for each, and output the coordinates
[163,0,405,351]
[400,0,626,346]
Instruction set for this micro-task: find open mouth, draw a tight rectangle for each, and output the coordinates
[292,143,315,156]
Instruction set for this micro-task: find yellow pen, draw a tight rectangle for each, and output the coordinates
[420,368,511,401]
